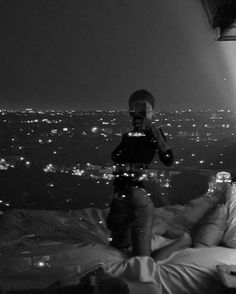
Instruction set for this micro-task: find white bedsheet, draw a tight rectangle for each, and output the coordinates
[106,246,236,294]
[159,247,235,294]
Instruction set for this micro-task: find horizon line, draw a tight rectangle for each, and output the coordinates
[0,108,235,113]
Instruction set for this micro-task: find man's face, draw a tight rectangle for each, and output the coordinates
[129,100,154,120]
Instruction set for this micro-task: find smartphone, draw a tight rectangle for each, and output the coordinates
[129,102,147,118]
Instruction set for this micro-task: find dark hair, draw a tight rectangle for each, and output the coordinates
[128,89,155,108]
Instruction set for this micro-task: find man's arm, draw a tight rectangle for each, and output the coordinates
[155,127,174,166]
[145,122,174,166]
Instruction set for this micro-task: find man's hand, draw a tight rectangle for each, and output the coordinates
[143,118,164,140]
[143,117,153,130]
[143,119,171,153]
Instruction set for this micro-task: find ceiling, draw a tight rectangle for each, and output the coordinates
[201,0,236,41]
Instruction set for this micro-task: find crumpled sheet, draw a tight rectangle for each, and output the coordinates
[0,242,126,292]
[159,246,236,294]
[0,193,218,249]
[106,246,236,294]
[0,208,111,248]
[0,208,127,291]
[105,190,236,294]
[0,192,226,293]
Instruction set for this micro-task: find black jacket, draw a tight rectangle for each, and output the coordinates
[112,128,174,166]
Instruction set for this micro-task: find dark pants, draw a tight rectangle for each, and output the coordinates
[107,186,155,256]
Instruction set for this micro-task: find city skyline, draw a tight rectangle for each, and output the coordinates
[0,108,235,210]
[1,108,236,169]
[1,107,236,113]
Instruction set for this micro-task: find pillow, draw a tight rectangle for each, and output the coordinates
[222,184,236,248]
[192,204,227,247]
[152,194,219,237]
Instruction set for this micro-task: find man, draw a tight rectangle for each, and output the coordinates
[107,89,174,256]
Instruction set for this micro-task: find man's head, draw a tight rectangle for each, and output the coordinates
[129,89,155,120]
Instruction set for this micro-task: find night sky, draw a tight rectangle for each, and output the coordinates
[0,0,236,111]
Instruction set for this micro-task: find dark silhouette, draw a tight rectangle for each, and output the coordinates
[107,89,174,256]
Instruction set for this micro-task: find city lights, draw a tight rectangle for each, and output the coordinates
[91,126,99,133]
[0,108,236,212]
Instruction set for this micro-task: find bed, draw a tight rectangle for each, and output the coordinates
[1,185,236,294]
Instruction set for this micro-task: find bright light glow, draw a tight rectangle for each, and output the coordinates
[91,126,99,133]
[72,169,85,176]
[37,261,45,268]
[44,164,56,173]
[128,132,145,137]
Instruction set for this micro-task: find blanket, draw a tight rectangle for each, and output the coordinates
[0,188,230,293]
